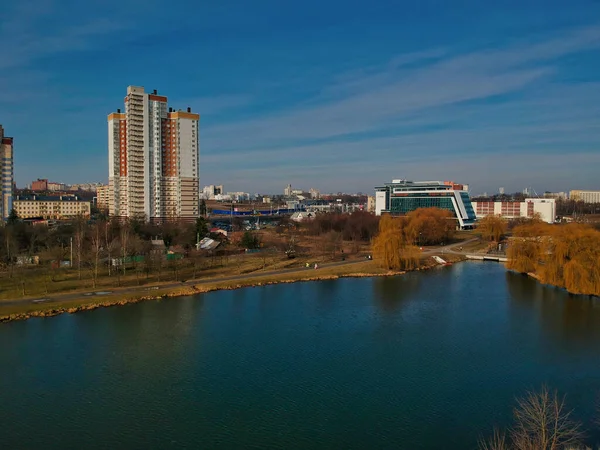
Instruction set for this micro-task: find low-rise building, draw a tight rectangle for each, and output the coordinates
[471,198,556,224]
[13,195,91,219]
[48,182,66,191]
[570,190,600,203]
[543,191,568,200]
[374,179,476,229]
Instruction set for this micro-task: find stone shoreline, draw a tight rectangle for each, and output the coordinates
[0,257,464,323]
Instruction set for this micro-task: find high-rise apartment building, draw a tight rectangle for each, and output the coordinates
[0,125,14,220]
[108,86,200,222]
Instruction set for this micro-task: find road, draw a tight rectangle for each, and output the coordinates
[2,237,481,309]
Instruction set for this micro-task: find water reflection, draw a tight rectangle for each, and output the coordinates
[506,271,600,351]
[372,274,421,312]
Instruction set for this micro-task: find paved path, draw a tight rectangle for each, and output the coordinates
[2,237,482,309]
[2,258,369,307]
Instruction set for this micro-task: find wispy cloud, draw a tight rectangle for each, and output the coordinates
[199,24,600,192]
[174,94,253,116]
[0,2,128,71]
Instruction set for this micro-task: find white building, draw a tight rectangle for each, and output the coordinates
[471,198,556,224]
[570,190,600,203]
[284,184,292,197]
[227,192,250,202]
[543,191,568,200]
[0,125,14,220]
[108,86,199,222]
[202,184,223,200]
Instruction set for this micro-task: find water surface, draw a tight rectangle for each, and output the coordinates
[1,262,600,449]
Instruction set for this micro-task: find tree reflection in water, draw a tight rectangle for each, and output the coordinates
[372,273,421,313]
[506,270,600,351]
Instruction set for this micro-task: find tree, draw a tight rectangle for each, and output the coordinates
[478,215,508,242]
[89,222,105,288]
[372,215,421,270]
[73,215,87,280]
[405,207,456,245]
[480,386,583,450]
[507,222,600,296]
[240,231,260,249]
[7,208,19,225]
[324,230,342,259]
[199,199,207,217]
[195,217,209,238]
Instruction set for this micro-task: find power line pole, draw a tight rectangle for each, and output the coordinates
[70,237,73,268]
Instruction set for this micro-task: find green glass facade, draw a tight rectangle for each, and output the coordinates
[390,196,455,215]
[375,180,477,229]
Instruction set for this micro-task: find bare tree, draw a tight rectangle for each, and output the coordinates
[120,221,131,276]
[480,386,583,450]
[89,222,105,289]
[479,428,508,450]
[73,216,87,280]
[511,387,582,450]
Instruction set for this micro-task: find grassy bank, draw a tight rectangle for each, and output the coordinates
[0,254,468,323]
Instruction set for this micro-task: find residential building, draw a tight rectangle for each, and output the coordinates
[284,184,292,197]
[543,191,568,200]
[471,198,556,224]
[202,185,223,200]
[48,182,67,191]
[13,195,91,219]
[227,192,250,202]
[570,190,600,203]
[108,86,200,222]
[96,184,110,209]
[309,188,320,199]
[366,195,375,213]
[374,179,476,229]
[69,182,102,191]
[0,125,14,220]
[31,179,48,191]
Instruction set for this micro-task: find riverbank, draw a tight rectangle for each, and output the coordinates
[0,254,466,323]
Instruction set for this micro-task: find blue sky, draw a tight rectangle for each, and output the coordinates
[1,0,599,195]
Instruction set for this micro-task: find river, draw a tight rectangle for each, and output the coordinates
[1,262,600,449]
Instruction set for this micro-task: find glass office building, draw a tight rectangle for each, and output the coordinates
[374,180,476,229]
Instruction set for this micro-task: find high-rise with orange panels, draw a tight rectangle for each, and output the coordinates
[108,86,200,221]
[0,125,14,221]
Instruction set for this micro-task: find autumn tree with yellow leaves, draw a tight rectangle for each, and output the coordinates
[507,222,600,297]
[372,214,421,271]
[477,215,508,242]
[405,207,456,245]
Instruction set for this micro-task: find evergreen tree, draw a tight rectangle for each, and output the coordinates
[7,208,19,225]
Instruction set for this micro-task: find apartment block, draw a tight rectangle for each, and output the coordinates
[13,195,91,220]
[471,198,556,224]
[570,190,600,203]
[108,86,200,222]
[96,184,110,209]
[0,125,14,220]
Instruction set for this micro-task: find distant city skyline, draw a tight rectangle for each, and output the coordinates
[2,1,600,194]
